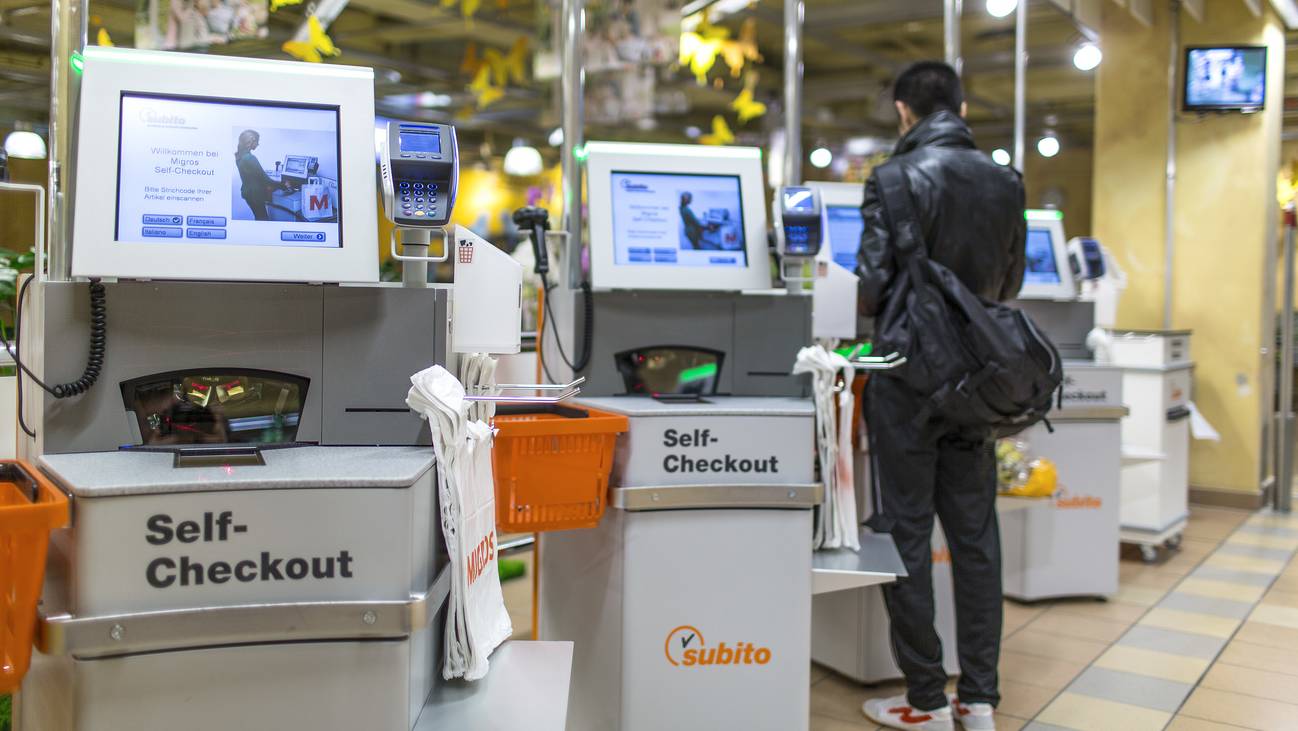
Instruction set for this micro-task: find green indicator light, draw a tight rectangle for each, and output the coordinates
[677,362,718,384]
[574,144,589,163]
[1024,209,1064,222]
[70,51,84,74]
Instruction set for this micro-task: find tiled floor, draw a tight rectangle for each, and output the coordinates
[809,506,1298,731]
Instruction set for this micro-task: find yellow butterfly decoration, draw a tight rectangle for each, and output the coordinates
[469,65,505,109]
[461,42,485,77]
[699,115,735,146]
[282,16,341,63]
[679,15,728,85]
[730,73,766,124]
[270,0,304,11]
[483,37,528,87]
[719,18,763,78]
[441,0,481,22]
[96,27,114,47]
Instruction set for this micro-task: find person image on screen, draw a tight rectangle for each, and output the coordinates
[857,62,1025,731]
[680,192,705,249]
[234,129,278,221]
[679,192,721,250]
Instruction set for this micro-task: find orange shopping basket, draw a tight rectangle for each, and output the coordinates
[0,460,69,694]
[493,404,628,533]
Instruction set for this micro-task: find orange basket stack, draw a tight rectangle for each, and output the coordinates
[493,405,628,532]
[0,461,69,694]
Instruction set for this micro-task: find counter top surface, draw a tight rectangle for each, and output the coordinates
[40,445,436,497]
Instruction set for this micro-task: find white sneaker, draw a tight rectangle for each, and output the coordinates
[862,694,954,731]
[950,696,996,730]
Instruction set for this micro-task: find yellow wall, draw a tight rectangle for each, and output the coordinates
[1025,145,1094,236]
[1094,3,1284,494]
[1093,0,1172,331]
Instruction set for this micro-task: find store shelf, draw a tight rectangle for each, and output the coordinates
[811,530,906,595]
[415,641,574,731]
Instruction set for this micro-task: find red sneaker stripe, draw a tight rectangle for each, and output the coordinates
[899,711,933,723]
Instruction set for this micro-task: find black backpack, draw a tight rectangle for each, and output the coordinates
[871,160,1063,438]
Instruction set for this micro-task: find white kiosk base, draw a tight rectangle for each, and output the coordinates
[18,447,572,731]
[542,397,820,731]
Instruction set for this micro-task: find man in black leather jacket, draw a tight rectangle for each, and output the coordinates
[859,62,1025,731]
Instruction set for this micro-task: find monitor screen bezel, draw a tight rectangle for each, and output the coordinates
[71,46,379,284]
[586,141,771,292]
[1017,213,1076,300]
[1182,45,1268,113]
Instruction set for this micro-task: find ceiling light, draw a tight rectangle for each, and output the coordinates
[4,130,45,159]
[1073,43,1102,71]
[503,142,544,176]
[1037,134,1061,158]
[986,0,1018,18]
[809,147,833,169]
[548,127,564,147]
[991,148,1011,166]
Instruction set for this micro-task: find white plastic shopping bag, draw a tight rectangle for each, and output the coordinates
[794,345,860,551]
[301,176,336,221]
[407,365,512,681]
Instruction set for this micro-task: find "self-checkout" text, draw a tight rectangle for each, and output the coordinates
[144,511,355,589]
[661,428,782,475]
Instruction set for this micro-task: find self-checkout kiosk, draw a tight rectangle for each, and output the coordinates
[14,47,570,731]
[534,143,901,731]
[1001,210,1126,600]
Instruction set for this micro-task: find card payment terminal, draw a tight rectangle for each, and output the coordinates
[380,122,458,227]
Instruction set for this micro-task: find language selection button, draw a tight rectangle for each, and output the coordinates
[186,216,227,227]
[141,226,183,238]
[280,231,328,243]
[186,228,227,240]
[142,214,183,226]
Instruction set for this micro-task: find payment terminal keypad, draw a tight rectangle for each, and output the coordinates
[394,179,447,225]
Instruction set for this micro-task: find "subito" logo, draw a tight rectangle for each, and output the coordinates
[664,625,772,667]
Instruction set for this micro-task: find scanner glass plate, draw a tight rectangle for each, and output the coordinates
[121,369,308,446]
[615,346,724,396]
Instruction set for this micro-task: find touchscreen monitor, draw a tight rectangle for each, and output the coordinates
[115,93,342,249]
[1024,226,1062,286]
[609,171,747,268]
[825,205,864,271]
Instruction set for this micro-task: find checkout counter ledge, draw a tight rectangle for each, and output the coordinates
[612,482,823,510]
[812,530,907,595]
[37,562,453,659]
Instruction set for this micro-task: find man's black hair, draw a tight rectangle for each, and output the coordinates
[892,61,964,119]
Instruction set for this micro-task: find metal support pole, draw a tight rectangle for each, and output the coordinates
[399,229,430,288]
[560,0,584,290]
[944,0,963,76]
[783,0,804,187]
[1012,0,1026,172]
[1278,207,1296,513]
[48,0,87,282]
[1163,0,1179,330]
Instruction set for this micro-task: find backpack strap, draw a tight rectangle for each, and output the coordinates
[873,161,927,265]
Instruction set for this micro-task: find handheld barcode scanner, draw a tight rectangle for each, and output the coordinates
[379,121,459,285]
[512,206,551,278]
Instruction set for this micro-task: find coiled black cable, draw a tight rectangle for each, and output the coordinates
[1,278,108,438]
[50,279,106,397]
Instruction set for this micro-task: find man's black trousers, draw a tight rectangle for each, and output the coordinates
[866,375,1003,711]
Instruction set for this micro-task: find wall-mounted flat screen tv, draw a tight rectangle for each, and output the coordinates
[1184,46,1267,112]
